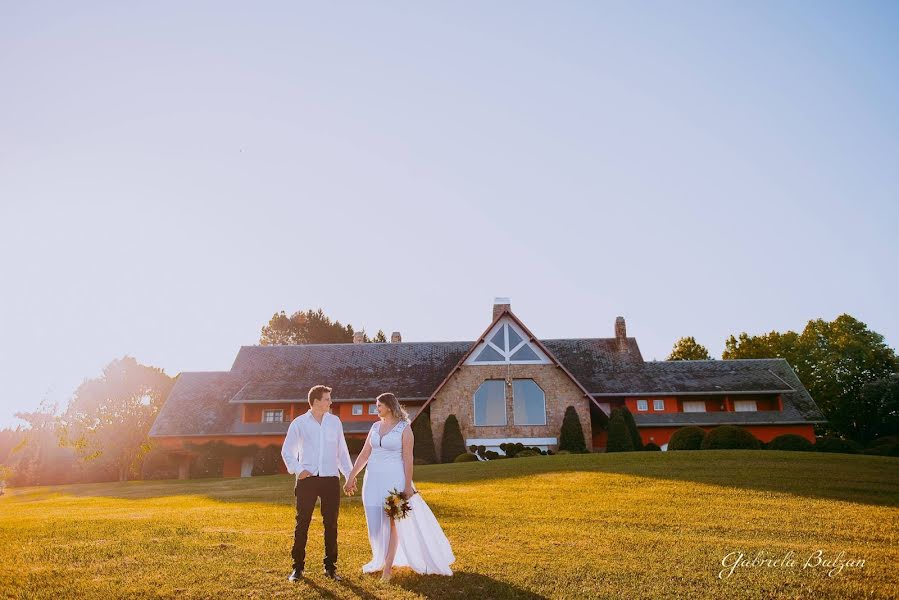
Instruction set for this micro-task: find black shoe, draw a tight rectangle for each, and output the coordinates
[323,569,343,581]
[288,568,304,582]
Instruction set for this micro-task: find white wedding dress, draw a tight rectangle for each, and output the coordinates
[361,419,455,575]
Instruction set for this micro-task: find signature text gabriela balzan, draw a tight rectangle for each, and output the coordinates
[719,550,865,579]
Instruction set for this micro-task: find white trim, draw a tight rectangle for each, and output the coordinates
[367,404,379,415]
[464,317,551,365]
[653,399,665,411]
[636,399,648,412]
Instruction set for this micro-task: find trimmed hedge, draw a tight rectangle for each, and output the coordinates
[440,415,467,464]
[700,425,761,450]
[863,436,899,457]
[814,437,862,454]
[411,406,438,464]
[559,406,588,453]
[621,407,643,451]
[606,408,635,452]
[766,434,813,452]
[668,426,706,451]
[516,449,540,457]
[454,453,479,463]
[643,442,661,452]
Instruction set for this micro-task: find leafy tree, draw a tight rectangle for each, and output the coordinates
[606,408,634,452]
[723,314,899,442]
[440,415,467,464]
[854,374,899,443]
[8,400,79,486]
[260,308,387,345]
[58,357,175,481]
[411,407,437,464]
[668,337,711,361]
[559,406,588,452]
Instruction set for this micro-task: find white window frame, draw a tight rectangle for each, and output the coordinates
[368,404,379,415]
[473,380,507,426]
[512,379,547,426]
[734,400,758,412]
[262,409,284,423]
[352,404,363,416]
[683,401,706,413]
[636,399,648,412]
[465,318,551,366]
[653,399,665,411]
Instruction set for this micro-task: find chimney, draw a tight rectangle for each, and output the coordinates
[353,331,365,344]
[493,297,511,321]
[391,331,402,343]
[615,316,627,352]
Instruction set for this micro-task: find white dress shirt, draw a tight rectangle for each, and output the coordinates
[281,411,353,479]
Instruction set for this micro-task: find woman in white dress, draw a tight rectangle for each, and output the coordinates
[344,392,455,581]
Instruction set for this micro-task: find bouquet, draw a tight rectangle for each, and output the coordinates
[383,488,413,520]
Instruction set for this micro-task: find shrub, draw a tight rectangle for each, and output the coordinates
[251,445,283,475]
[700,426,762,450]
[412,407,438,464]
[440,415,467,464]
[863,436,899,457]
[620,407,643,450]
[454,453,479,463]
[516,449,539,457]
[559,406,588,453]
[814,437,862,454]
[766,434,813,452]
[668,426,706,451]
[140,446,178,480]
[606,408,635,452]
[500,442,545,458]
[643,442,661,451]
[484,450,501,460]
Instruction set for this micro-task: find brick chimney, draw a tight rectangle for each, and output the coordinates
[493,297,511,321]
[353,331,365,344]
[391,331,402,343]
[615,316,627,352]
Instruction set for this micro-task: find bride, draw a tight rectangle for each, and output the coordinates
[344,392,455,581]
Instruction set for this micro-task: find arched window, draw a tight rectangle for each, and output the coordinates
[474,380,506,426]
[512,379,546,425]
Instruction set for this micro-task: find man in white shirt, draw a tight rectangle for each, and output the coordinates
[281,384,355,582]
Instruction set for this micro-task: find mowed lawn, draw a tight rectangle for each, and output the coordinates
[1,452,897,599]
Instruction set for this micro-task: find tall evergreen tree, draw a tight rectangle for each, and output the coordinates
[440,415,467,463]
[606,408,635,452]
[558,406,587,452]
[620,406,644,450]
[411,407,437,464]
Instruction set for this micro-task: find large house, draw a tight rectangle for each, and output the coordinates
[149,299,826,478]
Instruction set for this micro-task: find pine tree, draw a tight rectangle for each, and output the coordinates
[440,415,467,463]
[558,406,588,452]
[607,408,635,452]
[411,407,437,464]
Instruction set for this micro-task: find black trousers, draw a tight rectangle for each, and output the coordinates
[292,476,340,572]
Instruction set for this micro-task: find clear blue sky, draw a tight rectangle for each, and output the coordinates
[1,1,897,428]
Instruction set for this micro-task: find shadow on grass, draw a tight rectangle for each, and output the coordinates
[394,570,547,600]
[14,452,899,509]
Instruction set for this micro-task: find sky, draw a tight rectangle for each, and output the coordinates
[1,1,897,429]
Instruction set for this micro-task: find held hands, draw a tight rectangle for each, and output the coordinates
[343,477,358,496]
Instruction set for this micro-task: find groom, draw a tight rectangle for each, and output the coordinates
[281,384,355,582]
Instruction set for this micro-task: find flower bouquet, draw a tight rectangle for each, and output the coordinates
[383,488,413,520]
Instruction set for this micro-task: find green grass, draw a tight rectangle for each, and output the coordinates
[1,451,897,599]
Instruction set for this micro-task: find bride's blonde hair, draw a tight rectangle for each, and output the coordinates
[376,392,409,421]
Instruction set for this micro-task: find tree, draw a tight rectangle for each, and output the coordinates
[8,400,79,486]
[668,337,711,361]
[259,308,386,345]
[371,330,387,343]
[723,314,899,442]
[558,406,588,452]
[620,406,644,450]
[411,407,437,464]
[440,415,467,464]
[606,408,634,452]
[58,357,175,481]
[853,374,899,444]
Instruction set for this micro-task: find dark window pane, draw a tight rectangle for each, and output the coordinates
[510,344,540,361]
[507,327,523,349]
[474,380,506,425]
[513,379,546,425]
[473,344,504,362]
[490,326,506,351]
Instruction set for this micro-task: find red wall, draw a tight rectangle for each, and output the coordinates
[637,424,815,447]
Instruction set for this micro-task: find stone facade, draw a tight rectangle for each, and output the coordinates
[428,362,593,459]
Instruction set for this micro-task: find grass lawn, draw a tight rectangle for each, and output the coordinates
[1,451,897,599]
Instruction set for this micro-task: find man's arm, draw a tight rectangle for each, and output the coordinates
[281,419,302,475]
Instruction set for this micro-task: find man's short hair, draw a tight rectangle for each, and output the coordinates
[308,385,332,406]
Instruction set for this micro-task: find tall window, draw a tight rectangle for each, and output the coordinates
[474,380,506,426]
[512,379,546,425]
[734,400,757,412]
[263,409,284,423]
